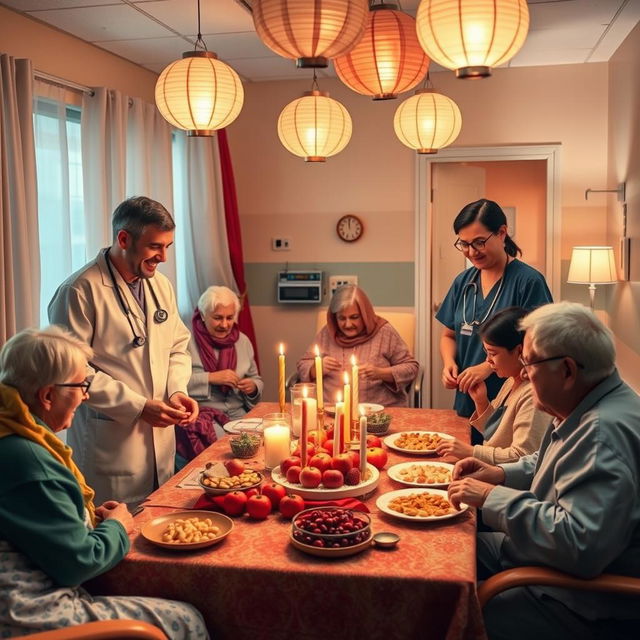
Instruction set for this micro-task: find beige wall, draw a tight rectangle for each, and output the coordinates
[0,5,157,101]
[607,21,640,391]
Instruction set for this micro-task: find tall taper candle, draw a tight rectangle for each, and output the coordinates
[350,354,359,432]
[300,385,309,468]
[342,372,351,448]
[314,345,324,410]
[359,409,367,478]
[333,392,344,457]
[278,343,285,413]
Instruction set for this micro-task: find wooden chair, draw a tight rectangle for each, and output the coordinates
[20,620,168,640]
[477,566,640,609]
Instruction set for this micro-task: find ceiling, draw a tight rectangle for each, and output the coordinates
[2,0,640,83]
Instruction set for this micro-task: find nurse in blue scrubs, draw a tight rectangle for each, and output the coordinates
[436,199,552,418]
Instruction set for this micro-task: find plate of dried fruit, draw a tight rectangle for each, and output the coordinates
[376,488,468,522]
[141,511,233,550]
[387,461,455,488]
[383,430,454,455]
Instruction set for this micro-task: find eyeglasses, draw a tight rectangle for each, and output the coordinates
[454,233,494,252]
[55,378,91,394]
[519,355,584,370]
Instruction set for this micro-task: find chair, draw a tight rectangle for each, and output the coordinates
[20,620,168,640]
[477,566,640,609]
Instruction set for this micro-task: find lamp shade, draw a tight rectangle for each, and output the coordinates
[155,51,244,136]
[416,0,529,78]
[567,246,617,284]
[252,0,369,68]
[334,4,430,100]
[393,88,462,154]
[277,90,352,162]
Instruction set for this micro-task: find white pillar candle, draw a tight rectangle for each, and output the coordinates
[264,424,290,470]
[359,411,367,478]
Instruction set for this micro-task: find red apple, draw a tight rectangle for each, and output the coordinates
[280,456,301,475]
[321,439,334,454]
[309,452,333,473]
[246,494,272,519]
[331,453,353,475]
[286,465,302,484]
[325,425,334,439]
[245,488,260,499]
[261,483,286,509]
[299,466,322,488]
[346,450,360,469]
[292,442,316,458]
[366,435,382,448]
[366,446,388,470]
[308,430,328,447]
[279,494,306,519]
[322,468,344,489]
[224,458,246,477]
[222,490,247,516]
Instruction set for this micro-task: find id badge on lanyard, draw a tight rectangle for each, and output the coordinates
[460,322,474,336]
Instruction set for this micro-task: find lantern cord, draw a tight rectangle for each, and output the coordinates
[311,69,320,91]
[194,0,207,52]
[421,70,434,90]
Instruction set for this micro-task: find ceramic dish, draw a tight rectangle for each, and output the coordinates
[140,510,233,550]
[376,488,468,522]
[387,461,455,488]
[290,532,373,558]
[270,463,379,499]
[222,417,264,435]
[383,431,454,455]
[199,470,264,495]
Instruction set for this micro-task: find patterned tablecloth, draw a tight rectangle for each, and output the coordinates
[88,403,487,640]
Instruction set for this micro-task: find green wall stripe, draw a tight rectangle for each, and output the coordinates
[245,262,415,307]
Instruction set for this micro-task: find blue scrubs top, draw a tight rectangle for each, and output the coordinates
[436,258,553,417]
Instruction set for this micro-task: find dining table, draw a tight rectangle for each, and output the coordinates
[88,403,487,640]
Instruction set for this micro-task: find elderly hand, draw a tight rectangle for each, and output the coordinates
[359,363,381,380]
[170,392,199,426]
[322,356,341,373]
[237,377,257,395]
[441,363,458,389]
[448,477,496,510]
[96,501,134,533]
[436,437,473,461]
[141,398,189,428]
[468,380,489,414]
[452,457,505,484]
[456,362,492,394]
[209,369,240,388]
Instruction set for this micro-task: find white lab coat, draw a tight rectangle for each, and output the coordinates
[48,249,192,505]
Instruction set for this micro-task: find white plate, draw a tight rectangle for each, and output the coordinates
[376,488,468,522]
[270,463,380,499]
[324,403,383,416]
[383,431,454,455]
[387,461,455,488]
[222,417,264,435]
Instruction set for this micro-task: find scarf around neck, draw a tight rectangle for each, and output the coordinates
[0,383,96,526]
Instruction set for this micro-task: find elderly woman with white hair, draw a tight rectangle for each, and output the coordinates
[0,326,208,638]
[178,286,263,464]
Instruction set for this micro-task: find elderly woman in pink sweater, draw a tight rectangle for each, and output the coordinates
[296,286,418,407]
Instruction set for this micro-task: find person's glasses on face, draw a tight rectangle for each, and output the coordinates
[454,232,494,252]
[518,355,584,370]
[55,378,92,394]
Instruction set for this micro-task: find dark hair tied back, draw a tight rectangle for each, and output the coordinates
[478,307,528,350]
[453,198,522,257]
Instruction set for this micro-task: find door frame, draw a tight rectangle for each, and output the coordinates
[414,144,562,408]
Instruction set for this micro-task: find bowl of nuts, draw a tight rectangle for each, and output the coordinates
[366,412,392,436]
[199,462,263,495]
[290,507,372,557]
[229,432,261,458]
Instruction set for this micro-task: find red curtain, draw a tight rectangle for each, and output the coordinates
[217,128,260,370]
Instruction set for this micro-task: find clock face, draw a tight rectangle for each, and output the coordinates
[337,215,364,243]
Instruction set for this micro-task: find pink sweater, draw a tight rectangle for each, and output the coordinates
[296,323,419,407]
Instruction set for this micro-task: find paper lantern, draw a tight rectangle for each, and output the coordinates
[278,91,352,162]
[252,0,369,68]
[155,51,244,136]
[416,0,529,78]
[393,89,462,154]
[335,4,429,100]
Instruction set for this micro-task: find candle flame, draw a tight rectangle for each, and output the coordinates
[314,344,320,357]
[343,371,350,384]
[350,354,357,366]
[279,343,284,355]
[336,390,342,402]
[302,385,308,398]
[359,405,366,416]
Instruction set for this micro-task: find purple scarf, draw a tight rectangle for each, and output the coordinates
[192,308,240,394]
[175,407,229,463]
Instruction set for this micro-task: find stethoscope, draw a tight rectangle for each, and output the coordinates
[105,248,168,348]
[461,268,505,329]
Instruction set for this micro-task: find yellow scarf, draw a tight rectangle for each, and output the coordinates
[0,383,96,526]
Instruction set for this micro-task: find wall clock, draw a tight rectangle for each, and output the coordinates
[336,214,364,243]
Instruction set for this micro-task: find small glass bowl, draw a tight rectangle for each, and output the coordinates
[366,413,392,436]
[292,506,371,550]
[229,432,261,458]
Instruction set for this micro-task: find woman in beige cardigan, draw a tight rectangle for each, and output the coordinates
[437,307,551,464]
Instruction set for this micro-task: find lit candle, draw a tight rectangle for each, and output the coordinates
[278,343,286,413]
[264,424,290,470]
[333,391,344,457]
[359,407,367,479]
[342,372,351,448]
[350,354,359,427]
[314,345,324,410]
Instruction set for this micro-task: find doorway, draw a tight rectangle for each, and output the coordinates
[414,145,562,409]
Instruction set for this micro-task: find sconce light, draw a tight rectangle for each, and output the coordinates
[567,246,617,310]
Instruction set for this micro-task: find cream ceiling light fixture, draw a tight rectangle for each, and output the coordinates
[415,0,530,78]
[334,2,430,100]
[278,72,352,162]
[393,76,462,154]
[155,0,244,135]
[252,0,369,68]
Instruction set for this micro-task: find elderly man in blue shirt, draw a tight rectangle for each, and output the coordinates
[448,301,640,640]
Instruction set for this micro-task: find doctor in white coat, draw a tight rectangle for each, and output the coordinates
[48,196,198,506]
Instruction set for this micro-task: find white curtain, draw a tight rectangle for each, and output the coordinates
[0,54,39,343]
[80,88,176,284]
[173,132,236,318]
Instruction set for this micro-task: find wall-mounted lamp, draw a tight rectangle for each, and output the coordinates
[567,246,617,311]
